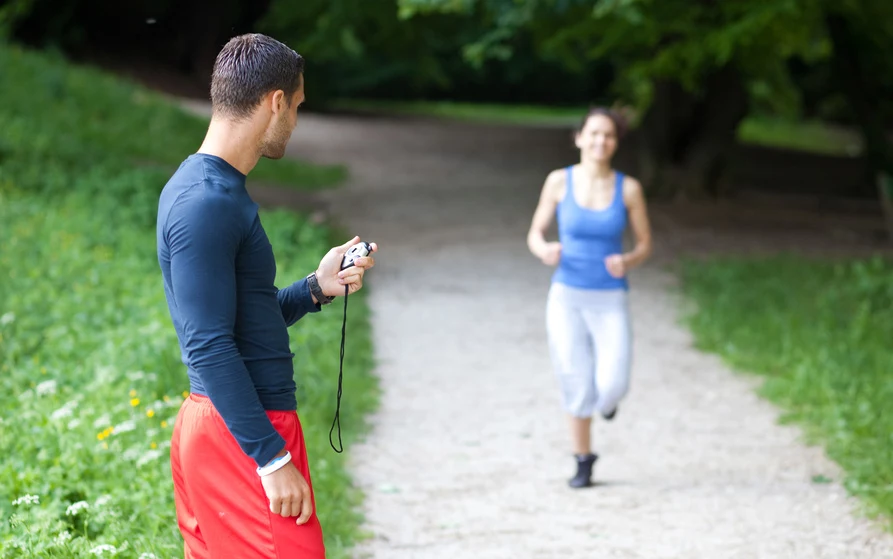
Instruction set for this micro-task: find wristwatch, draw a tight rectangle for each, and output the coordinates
[306,272,334,305]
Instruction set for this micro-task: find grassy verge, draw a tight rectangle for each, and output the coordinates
[327,98,585,127]
[737,117,863,157]
[679,255,893,529]
[0,43,376,558]
[328,98,862,156]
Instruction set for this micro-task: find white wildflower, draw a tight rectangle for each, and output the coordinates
[138,554,159,559]
[66,501,89,516]
[95,495,112,507]
[0,312,14,326]
[12,494,39,506]
[36,380,57,396]
[67,418,82,430]
[127,371,146,381]
[51,400,78,421]
[51,407,73,420]
[94,366,115,383]
[113,420,136,434]
[122,448,140,461]
[55,530,72,544]
[90,544,118,556]
[137,449,163,467]
[93,414,111,428]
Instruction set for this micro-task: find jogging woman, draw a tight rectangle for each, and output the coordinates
[527,107,652,488]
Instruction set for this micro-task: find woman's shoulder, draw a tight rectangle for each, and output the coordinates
[618,172,641,189]
[618,173,645,204]
[547,165,573,182]
[543,167,571,200]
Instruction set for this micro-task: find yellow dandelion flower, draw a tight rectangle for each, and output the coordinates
[130,398,140,407]
[129,389,137,397]
[150,442,158,449]
[160,421,168,428]
[146,409,155,418]
[97,432,105,441]
[182,391,189,399]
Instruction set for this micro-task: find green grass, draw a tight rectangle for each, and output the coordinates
[737,117,863,157]
[0,42,376,558]
[329,98,863,156]
[328,98,586,127]
[679,255,893,529]
[0,47,345,192]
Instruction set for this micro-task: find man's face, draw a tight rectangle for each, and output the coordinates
[260,76,305,160]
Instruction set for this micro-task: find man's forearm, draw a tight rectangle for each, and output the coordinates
[194,358,287,468]
[277,276,321,326]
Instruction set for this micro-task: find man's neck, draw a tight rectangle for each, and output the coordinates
[197,117,262,176]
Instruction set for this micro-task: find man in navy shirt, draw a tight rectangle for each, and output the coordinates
[157,33,376,558]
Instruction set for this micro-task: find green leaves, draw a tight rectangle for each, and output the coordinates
[398,0,475,18]
[392,0,843,114]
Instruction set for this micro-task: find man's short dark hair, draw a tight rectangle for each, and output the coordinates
[210,33,305,120]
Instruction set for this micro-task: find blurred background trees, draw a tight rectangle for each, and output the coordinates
[3,0,891,202]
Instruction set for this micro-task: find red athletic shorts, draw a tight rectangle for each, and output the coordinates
[170,394,326,559]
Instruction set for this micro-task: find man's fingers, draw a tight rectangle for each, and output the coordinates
[296,491,313,525]
[278,501,292,518]
[338,263,372,282]
[269,497,282,515]
[352,256,375,269]
[338,236,361,251]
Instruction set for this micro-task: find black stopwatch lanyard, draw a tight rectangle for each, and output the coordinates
[328,284,350,453]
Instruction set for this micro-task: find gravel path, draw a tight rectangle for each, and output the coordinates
[210,106,893,558]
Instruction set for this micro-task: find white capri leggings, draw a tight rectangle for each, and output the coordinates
[545,282,632,418]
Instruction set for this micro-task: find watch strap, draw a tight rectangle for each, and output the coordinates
[307,272,334,305]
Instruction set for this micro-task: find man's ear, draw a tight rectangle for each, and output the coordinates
[269,90,286,115]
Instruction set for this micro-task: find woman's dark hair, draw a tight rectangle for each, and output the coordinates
[576,107,629,139]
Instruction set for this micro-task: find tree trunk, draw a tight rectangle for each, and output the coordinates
[878,173,893,240]
[825,13,893,203]
[637,66,748,201]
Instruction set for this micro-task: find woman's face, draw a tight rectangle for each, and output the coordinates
[575,114,618,163]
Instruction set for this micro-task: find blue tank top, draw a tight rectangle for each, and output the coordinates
[552,166,629,291]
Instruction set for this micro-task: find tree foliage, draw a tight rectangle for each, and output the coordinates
[397,0,893,197]
[400,0,833,115]
[256,0,613,103]
[6,0,892,196]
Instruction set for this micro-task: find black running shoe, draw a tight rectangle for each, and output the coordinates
[568,453,598,488]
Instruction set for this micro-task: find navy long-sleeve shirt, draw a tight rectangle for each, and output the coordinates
[157,153,319,467]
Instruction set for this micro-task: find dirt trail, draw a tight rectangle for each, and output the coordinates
[196,104,892,558]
